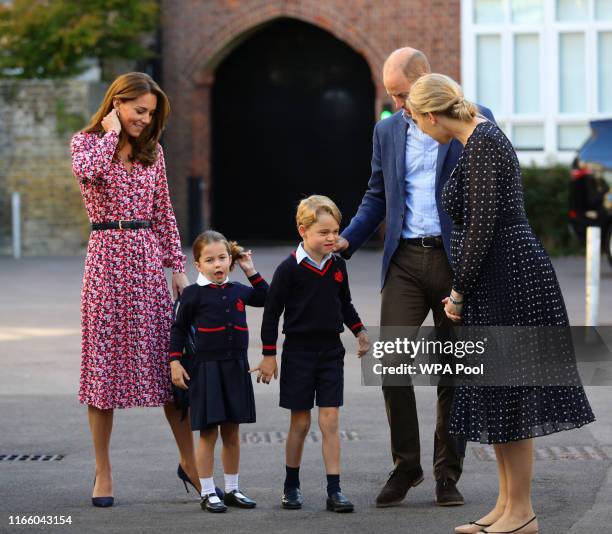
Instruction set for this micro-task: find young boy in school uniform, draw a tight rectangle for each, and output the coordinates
[251,195,370,512]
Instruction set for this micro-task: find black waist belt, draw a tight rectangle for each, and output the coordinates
[91,220,152,231]
[401,236,443,249]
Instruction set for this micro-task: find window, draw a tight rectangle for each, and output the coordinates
[559,33,586,113]
[477,35,502,114]
[599,32,612,113]
[462,0,612,162]
[557,0,589,21]
[596,0,612,20]
[558,124,590,150]
[514,34,540,114]
[512,0,544,23]
[514,124,545,150]
[475,0,505,23]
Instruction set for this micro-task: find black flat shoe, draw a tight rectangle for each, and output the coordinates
[281,487,303,509]
[200,493,227,513]
[326,491,354,513]
[177,464,224,499]
[224,489,256,508]
[91,476,113,508]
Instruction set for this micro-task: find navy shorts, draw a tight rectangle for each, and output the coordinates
[279,345,345,410]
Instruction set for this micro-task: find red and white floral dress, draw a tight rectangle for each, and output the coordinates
[71,130,186,409]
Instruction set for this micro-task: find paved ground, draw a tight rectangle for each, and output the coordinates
[1,248,611,533]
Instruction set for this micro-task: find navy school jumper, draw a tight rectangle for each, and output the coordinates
[261,252,365,356]
[170,272,268,362]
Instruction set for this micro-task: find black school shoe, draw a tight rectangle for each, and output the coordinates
[224,489,256,509]
[281,487,304,509]
[200,493,227,513]
[326,491,354,513]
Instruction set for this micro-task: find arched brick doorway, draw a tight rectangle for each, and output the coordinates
[210,17,375,241]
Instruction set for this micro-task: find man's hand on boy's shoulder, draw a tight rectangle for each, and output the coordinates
[333,236,349,253]
[249,356,278,384]
[356,330,371,358]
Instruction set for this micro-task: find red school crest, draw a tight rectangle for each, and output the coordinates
[236,298,245,312]
[334,269,344,283]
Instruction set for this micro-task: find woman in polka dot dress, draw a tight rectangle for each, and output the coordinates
[71,72,201,506]
[408,74,595,534]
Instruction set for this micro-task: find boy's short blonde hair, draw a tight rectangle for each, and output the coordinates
[296,195,342,229]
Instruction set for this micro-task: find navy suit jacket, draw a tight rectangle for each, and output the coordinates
[341,106,495,290]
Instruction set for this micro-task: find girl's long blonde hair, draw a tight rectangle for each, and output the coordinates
[83,72,170,166]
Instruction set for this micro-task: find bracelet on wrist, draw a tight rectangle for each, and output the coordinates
[449,294,464,305]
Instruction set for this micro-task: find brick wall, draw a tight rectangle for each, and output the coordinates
[0,80,106,256]
[161,0,461,239]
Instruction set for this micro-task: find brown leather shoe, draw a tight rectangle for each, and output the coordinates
[435,478,464,506]
[375,468,424,508]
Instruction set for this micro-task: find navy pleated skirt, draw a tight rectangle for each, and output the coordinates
[188,355,256,431]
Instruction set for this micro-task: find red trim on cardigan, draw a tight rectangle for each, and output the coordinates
[300,258,332,276]
[197,326,226,332]
[233,325,248,331]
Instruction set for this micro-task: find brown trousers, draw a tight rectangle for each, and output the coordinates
[380,241,464,482]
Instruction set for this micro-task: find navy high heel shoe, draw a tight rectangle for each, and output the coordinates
[176,464,224,499]
[91,476,114,508]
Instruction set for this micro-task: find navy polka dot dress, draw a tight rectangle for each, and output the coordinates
[442,121,595,444]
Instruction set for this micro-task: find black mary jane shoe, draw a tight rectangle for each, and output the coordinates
[200,493,227,513]
[224,489,256,509]
[176,464,224,499]
[281,486,304,509]
[326,491,354,513]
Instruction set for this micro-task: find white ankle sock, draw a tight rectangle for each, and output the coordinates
[224,473,239,493]
[200,477,220,503]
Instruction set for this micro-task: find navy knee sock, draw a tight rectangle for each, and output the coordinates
[284,466,300,490]
[326,474,341,496]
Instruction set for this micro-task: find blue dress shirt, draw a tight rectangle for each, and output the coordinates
[401,114,442,238]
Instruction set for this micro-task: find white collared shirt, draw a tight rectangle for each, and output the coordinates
[295,242,332,270]
[196,272,230,286]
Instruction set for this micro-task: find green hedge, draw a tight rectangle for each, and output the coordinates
[521,164,582,256]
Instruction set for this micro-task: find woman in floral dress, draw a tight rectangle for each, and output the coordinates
[71,72,199,506]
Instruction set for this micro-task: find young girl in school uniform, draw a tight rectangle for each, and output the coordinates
[169,230,268,512]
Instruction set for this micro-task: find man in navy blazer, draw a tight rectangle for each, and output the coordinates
[335,48,495,508]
